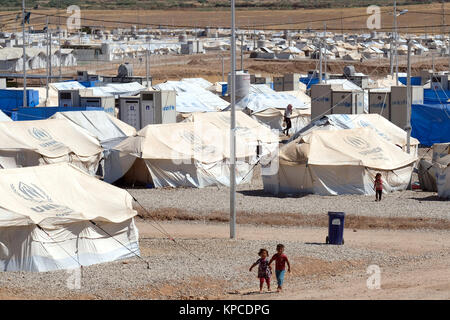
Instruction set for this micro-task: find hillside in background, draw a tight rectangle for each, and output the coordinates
[0,0,438,10]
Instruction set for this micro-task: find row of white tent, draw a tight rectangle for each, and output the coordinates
[0,107,448,272]
[0,109,427,197]
[0,47,77,72]
[262,114,421,196]
[1,71,448,272]
[0,110,279,272]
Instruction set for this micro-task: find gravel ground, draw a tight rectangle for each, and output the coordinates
[127,165,449,221]
[0,223,448,300]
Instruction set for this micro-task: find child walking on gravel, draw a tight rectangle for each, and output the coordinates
[269,244,291,292]
[374,173,383,202]
[249,248,272,293]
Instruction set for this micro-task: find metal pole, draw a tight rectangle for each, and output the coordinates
[49,27,52,83]
[22,0,27,108]
[324,23,327,84]
[240,33,243,71]
[59,27,62,81]
[46,17,49,107]
[394,0,399,85]
[390,38,394,77]
[432,53,435,73]
[406,40,412,155]
[230,0,236,240]
[145,49,149,89]
[218,54,224,82]
[319,40,323,84]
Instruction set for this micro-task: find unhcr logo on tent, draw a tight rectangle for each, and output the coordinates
[28,127,52,142]
[10,182,52,203]
[10,182,73,215]
[27,127,63,149]
[343,136,371,150]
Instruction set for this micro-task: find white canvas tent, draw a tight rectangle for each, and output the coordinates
[290,114,420,156]
[154,80,229,113]
[431,143,450,198]
[115,112,278,188]
[236,92,311,133]
[262,127,417,196]
[0,163,139,272]
[183,111,279,157]
[0,110,11,121]
[0,47,77,72]
[0,118,102,175]
[435,156,450,199]
[50,111,136,183]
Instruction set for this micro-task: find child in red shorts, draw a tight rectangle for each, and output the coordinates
[249,248,272,293]
[269,244,291,292]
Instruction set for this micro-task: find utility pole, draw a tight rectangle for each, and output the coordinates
[240,33,244,71]
[145,49,149,89]
[390,37,394,77]
[394,0,399,85]
[432,53,435,73]
[442,1,445,36]
[59,27,62,81]
[46,16,49,106]
[230,0,236,240]
[59,1,62,82]
[324,23,327,84]
[22,0,27,108]
[319,40,323,84]
[406,39,412,155]
[49,26,52,83]
[218,54,224,82]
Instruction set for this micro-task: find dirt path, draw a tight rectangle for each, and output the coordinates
[136,220,450,300]
[232,256,450,300]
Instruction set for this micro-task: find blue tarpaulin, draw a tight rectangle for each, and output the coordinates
[411,103,450,146]
[0,89,39,112]
[79,80,100,87]
[423,89,450,104]
[300,77,320,89]
[398,77,422,86]
[10,106,104,121]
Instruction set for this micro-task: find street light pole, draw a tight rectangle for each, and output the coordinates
[406,39,412,155]
[22,0,27,108]
[324,23,327,84]
[59,27,62,81]
[240,33,244,71]
[394,0,399,86]
[230,0,237,240]
[46,16,49,106]
[319,40,323,84]
[217,54,224,82]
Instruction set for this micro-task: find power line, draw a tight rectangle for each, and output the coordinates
[7,11,450,34]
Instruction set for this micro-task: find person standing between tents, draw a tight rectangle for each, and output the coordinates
[374,173,383,202]
[283,104,293,137]
[269,244,291,293]
[249,248,272,293]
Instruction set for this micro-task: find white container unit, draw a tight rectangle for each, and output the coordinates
[58,90,80,107]
[369,89,391,119]
[119,96,141,130]
[140,90,176,127]
[80,96,116,116]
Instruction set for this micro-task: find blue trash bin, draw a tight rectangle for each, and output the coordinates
[326,212,345,245]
